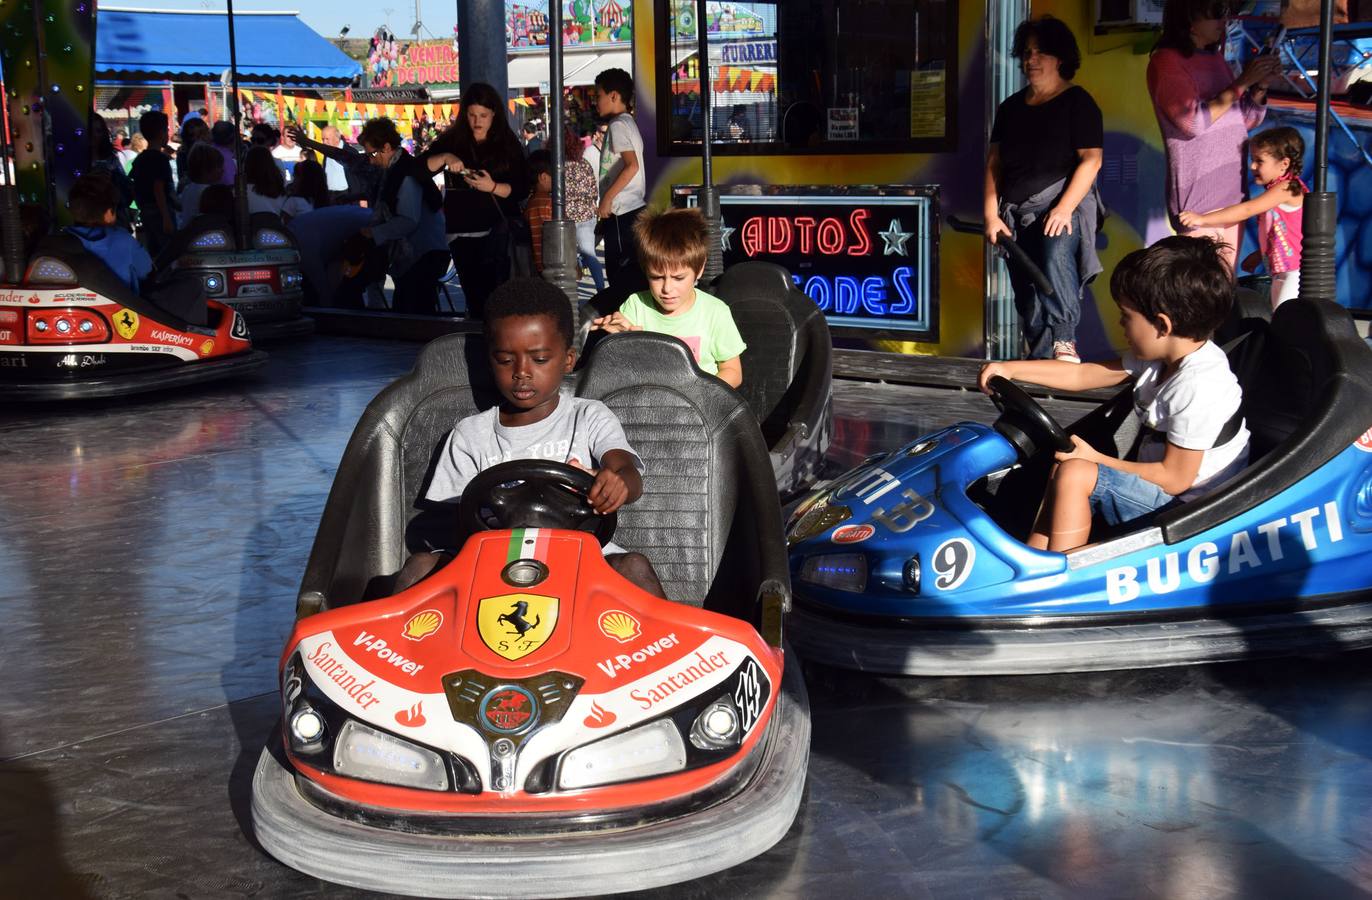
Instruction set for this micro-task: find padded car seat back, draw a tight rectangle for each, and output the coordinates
[711,262,807,437]
[1158,299,1372,544]
[299,333,501,606]
[576,332,774,612]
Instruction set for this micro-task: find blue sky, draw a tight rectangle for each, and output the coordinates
[100,1,460,41]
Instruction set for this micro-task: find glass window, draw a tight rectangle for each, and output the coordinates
[656,0,957,155]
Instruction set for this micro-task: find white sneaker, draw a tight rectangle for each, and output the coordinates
[1052,340,1081,364]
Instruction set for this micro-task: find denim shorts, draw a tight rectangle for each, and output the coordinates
[1088,465,1175,526]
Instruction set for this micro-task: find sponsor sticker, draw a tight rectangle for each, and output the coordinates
[480,685,538,734]
[199,339,215,356]
[583,700,617,729]
[831,523,875,544]
[597,609,641,643]
[150,328,193,347]
[1355,428,1372,453]
[596,632,681,679]
[402,609,444,641]
[305,640,382,711]
[352,631,426,675]
[395,701,426,727]
[112,308,140,340]
[629,646,733,712]
[477,593,558,661]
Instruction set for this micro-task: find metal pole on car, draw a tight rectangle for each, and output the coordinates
[696,0,723,277]
[542,0,580,318]
[0,86,23,284]
[1297,0,1336,301]
[226,0,251,250]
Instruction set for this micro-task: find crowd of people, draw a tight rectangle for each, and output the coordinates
[82,67,644,323]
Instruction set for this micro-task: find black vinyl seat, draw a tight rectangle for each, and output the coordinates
[297,331,790,635]
[710,262,834,495]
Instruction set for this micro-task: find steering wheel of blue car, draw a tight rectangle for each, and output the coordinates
[986,375,1074,462]
[458,459,618,546]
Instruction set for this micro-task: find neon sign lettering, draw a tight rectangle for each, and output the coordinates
[796,268,917,315]
[741,209,871,257]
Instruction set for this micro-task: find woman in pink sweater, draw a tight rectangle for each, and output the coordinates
[1147,0,1282,270]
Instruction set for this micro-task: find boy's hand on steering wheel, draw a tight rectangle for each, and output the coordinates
[1054,434,1102,465]
[977,362,1012,394]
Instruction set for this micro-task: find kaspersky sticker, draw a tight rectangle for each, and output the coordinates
[478,593,558,660]
[112,308,140,340]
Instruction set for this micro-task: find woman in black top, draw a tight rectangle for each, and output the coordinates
[983,16,1103,362]
[423,82,529,320]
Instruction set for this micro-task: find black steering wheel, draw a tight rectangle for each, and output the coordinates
[986,375,1074,462]
[457,459,618,546]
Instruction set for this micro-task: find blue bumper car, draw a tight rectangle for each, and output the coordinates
[786,299,1372,674]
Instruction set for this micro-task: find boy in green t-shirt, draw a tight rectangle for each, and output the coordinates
[591,207,747,387]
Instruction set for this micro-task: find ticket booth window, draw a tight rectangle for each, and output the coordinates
[656,0,957,155]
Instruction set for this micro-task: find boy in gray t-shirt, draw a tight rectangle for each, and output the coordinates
[395,278,664,598]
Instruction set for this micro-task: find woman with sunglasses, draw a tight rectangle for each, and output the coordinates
[1147,0,1283,271]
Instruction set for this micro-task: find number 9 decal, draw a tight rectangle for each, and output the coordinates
[931,538,975,591]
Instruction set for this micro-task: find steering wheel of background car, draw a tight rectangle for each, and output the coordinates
[458,459,618,546]
[986,375,1074,462]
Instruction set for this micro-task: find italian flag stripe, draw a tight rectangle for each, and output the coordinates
[507,527,550,563]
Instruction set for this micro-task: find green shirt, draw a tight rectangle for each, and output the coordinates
[620,288,747,376]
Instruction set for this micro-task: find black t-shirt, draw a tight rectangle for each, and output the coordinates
[130,150,174,229]
[990,85,1103,205]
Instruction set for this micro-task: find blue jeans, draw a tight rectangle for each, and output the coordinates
[1006,210,1083,359]
[575,219,606,291]
[1088,464,1174,527]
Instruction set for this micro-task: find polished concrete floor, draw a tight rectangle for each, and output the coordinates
[3,337,1372,899]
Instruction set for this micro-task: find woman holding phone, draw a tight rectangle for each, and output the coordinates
[423,82,530,319]
[1147,0,1282,270]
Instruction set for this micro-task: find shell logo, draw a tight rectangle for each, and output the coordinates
[598,610,641,644]
[199,339,215,356]
[402,609,444,641]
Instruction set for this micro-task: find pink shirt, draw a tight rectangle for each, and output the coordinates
[1259,179,1305,274]
[1147,48,1267,218]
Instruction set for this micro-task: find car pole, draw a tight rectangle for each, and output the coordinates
[1298,0,1336,301]
[225,0,252,250]
[697,0,723,278]
[542,0,581,320]
[0,86,22,284]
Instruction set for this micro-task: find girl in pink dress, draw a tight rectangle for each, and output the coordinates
[1179,126,1306,308]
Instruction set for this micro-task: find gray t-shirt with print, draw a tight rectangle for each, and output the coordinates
[424,394,644,503]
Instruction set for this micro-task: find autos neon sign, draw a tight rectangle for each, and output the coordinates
[675,186,938,338]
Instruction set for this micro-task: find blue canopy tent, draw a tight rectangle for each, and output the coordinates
[95,7,361,87]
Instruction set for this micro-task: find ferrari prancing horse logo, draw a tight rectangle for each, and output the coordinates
[113,308,140,340]
[477,593,559,660]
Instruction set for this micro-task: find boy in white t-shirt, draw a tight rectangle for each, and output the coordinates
[977,235,1250,552]
[591,207,747,388]
[594,67,647,293]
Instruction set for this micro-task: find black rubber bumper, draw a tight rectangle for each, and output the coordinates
[251,657,810,898]
[788,594,1372,676]
[0,350,268,402]
[244,316,315,342]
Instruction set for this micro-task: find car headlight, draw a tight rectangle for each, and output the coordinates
[279,268,304,290]
[689,698,741,750]
[202,271,226,295]
[558,719,687,790]
[189,230,231,250]
[798,553,868,592]
[333,720,450,792]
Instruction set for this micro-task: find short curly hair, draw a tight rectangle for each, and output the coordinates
[484,277,575,349]
[1110,236,1233,340]
[1012,16,1083,81]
